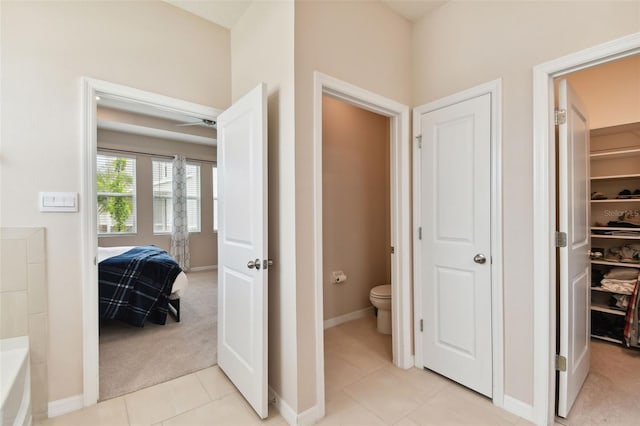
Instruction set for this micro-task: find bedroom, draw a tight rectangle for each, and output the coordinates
[95,98,219,400]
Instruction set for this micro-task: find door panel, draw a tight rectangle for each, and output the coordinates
[419,93,492,397]
[557,79,590,418]
[217,83,268,419]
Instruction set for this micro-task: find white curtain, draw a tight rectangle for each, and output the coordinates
[171,155,190,271]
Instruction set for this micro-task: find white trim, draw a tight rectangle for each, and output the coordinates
[323,306,374,329]
[312,71,412,422]
[82,77,220,407]
[503,395,535,423]
[188,265,218,272]
[48,394,84,418]
[412,79,505,407]
[269,387,323,426]
[532,33,640,426]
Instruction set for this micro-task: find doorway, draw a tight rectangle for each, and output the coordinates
[553,55,640,423]
[532,32,640,426]
[312,72,412,416]
[81,78,221,406]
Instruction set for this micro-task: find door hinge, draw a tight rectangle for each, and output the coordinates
[555,354,567,372]
[555,231,567,248]
[554,108,567,125]
[391,246,395,254]
[418,227,422,240]
[420,319,423,332]
[415,134,422,148]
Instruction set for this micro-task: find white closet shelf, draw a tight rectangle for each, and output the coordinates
[590,199,640,203]
[591,234,640,240]
[591,334,623,344]
[591,303,626,316]
[590,147,640,160]
[591,173,640,180]
[591,226,640,231]
[591,260,640,269]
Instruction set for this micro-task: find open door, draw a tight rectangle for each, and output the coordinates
[217,83,268,418]
[557,79,591,418]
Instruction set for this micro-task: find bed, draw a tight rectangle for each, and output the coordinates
[98,246,189,326]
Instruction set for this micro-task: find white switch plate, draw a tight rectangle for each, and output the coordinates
[39,192,78,212]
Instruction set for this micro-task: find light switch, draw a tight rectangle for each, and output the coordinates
[39,192,78,212]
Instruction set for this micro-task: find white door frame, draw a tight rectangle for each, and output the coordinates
[532,32,640,426]
[312,71,412,416]
[81,77,220,406]
[412,79,504,408]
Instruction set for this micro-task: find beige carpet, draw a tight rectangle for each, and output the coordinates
[99,270,217,401]
[562,339,640,425]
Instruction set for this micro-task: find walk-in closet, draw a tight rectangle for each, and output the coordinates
[555,54,640,424]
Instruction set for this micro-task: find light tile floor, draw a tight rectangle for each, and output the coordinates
[37,313,535,426]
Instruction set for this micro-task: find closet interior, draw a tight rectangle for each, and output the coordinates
[590,122,640,347]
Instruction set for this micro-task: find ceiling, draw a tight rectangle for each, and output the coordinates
[164,0,446,29]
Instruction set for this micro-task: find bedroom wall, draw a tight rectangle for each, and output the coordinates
[412,0,640,407]
[322,96,391,322]
[97,129,218,269]
[294,0,412,412]
[0,0,230,404]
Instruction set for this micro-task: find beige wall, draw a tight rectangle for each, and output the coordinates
[231,0,299,410]
[97,129,217,268]
[295,0,412,411]
[0,0,230,402]
[322,96,390,320]
[412,0,640,405]
[564,54,640,129]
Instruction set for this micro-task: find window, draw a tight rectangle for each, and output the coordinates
[186,164,201,232]
[152,160,201,233]
[212,165,218,232]
[97,154,136,234]
[152,160,173,233]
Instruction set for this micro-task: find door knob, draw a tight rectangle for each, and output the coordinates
[247,260,256,269]
[474,254,487,264]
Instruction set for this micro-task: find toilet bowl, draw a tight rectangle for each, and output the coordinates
[369,284,391,334]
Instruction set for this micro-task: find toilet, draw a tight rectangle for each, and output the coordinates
[369,284,392,334]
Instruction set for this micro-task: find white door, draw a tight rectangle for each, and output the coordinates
[557,79,591,418]
[417,93,493,397]
[217,83,268,418]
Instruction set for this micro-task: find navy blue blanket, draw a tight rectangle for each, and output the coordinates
[99,246,182,327]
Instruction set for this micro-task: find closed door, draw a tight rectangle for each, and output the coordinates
[416,93,493,397]
[557,79,591,418]
[217,83,269,418]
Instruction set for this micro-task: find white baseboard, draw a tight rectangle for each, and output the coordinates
[189,265,217,272]
[269,387,323,426]
[48,394,83,418]
[503,395,534,423]
[269,387,296,425]
[296,403,324,426]
[323,306,373,329]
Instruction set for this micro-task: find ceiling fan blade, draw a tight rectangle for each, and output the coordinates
[176,119,216,128]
